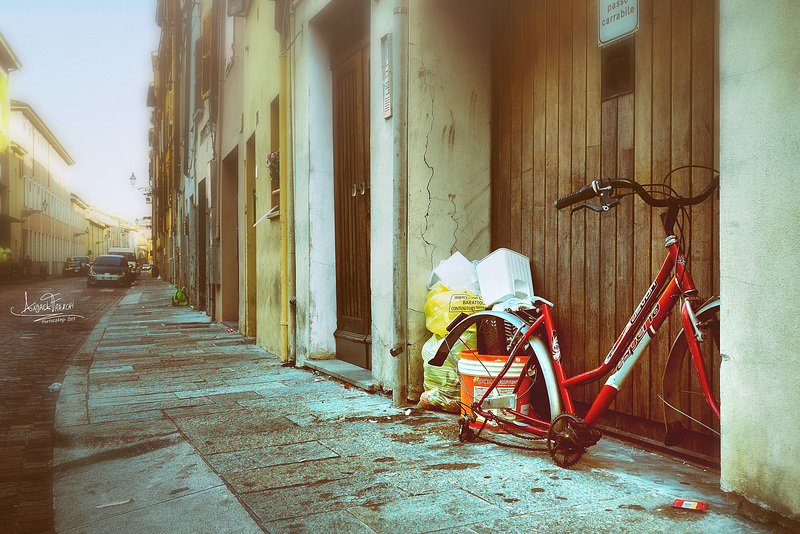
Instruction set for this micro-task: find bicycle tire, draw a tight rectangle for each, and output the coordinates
[662,299,721,448]
[435,310,562,424]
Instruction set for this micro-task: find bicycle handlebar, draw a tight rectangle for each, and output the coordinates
[554,183,598,210]
[554,175,719,211]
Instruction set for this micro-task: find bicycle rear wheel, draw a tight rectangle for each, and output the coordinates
[436,310,561,425]
[662,299,721,453]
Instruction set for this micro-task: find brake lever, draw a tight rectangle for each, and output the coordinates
[570,191,620,213]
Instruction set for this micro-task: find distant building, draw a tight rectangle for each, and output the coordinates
[0,31,22,259]
[10,100,77,274]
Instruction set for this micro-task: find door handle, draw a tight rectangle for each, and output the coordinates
[351,183,357,197]
[359,182,366,195]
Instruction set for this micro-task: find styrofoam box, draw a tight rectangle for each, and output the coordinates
[476,248,534,305]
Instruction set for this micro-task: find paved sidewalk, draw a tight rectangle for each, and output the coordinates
[53,277,786,533]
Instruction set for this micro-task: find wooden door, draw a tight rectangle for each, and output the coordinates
[490,0,719,458]
[332,46,371,369]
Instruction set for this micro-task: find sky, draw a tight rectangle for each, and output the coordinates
[1,0,161,222]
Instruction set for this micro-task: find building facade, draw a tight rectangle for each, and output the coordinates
[719,0,800,519]
[149,0,800,521]
[11,100,77,274]
[0,32,22,262]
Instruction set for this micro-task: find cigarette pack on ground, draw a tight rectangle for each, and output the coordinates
[672,499,708,512]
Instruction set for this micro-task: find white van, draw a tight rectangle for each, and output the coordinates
[107,247,139,279]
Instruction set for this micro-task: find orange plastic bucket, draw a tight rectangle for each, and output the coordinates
[458,350,532,420]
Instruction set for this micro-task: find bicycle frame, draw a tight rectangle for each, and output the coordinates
[465,230,715,439]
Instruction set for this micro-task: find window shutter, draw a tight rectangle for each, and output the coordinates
[228,0,250,17]
[201,11,213,100]
[195,38,202,107]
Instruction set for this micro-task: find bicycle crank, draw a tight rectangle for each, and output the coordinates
[546,414,603,468]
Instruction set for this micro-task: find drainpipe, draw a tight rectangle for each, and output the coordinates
[280,2,297,365]
[391,0,409,406]
[286,13,297,366]
[280,52,290,364]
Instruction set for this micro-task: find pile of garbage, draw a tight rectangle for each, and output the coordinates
[418,249,535,413]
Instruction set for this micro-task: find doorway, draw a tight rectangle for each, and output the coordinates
[332,44,371,369]
[220,148,240,325]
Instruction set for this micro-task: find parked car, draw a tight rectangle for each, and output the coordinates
[141,262,151,272]
[63,256,91,275]
[86,255,130,287]
[107,247,139,280]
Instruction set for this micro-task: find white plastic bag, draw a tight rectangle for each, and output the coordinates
[426,251,480,292]
[418,331,477,413]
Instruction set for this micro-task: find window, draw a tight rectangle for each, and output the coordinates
[195,10,214,106]
[225,9,235,71]
[94,256,122,267]
[269,96,280,216]
[201,11,213,99]
[227,0,251,17]
[195,39,202,107]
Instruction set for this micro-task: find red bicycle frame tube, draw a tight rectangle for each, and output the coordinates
[681,300,721,419]
[537,238,700,425]
[464,236,715,438]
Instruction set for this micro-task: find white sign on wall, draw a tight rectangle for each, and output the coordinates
[599,0,639,46]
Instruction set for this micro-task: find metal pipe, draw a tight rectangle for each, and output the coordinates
[280,1,297,365]
[391,0,409,406]
[280,52,290,363]
[286,5,297,365]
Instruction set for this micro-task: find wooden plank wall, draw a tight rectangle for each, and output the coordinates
[491,0,719,452]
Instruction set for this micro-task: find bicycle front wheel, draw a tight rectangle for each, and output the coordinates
[662,299,721,454]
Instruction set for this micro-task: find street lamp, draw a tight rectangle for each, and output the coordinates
[129,172,158,194]
[21,199,48,218]
[73,226,89,238]
[129,172,160,205]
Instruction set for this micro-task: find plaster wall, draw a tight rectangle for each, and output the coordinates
[719,0,800,519]
[292,0,337,365]
[291,0,491,393]
[1,68,8,188]
[245,0,283,354]
[219,13,257,336]
[190,1,215,306]
[404,0,492,398]
[368,1,396,389]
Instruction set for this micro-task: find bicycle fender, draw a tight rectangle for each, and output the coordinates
[428,310,563,421]
[529,335,564,420]
[661,297,720,446]
[428,310,529,367]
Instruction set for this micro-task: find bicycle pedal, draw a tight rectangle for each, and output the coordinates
[572,423,603,447]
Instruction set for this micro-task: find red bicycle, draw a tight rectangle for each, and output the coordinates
[429,169,720,467]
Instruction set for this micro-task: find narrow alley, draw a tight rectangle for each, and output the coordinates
[52,277,783,533]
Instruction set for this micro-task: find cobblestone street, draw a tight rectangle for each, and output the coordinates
[0,276,127,533]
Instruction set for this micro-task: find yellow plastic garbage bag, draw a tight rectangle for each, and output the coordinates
[424,283,485,337]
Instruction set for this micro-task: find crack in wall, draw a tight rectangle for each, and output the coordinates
[419,59,437,270]
[419,60,462,271]
[448,192,459,257]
